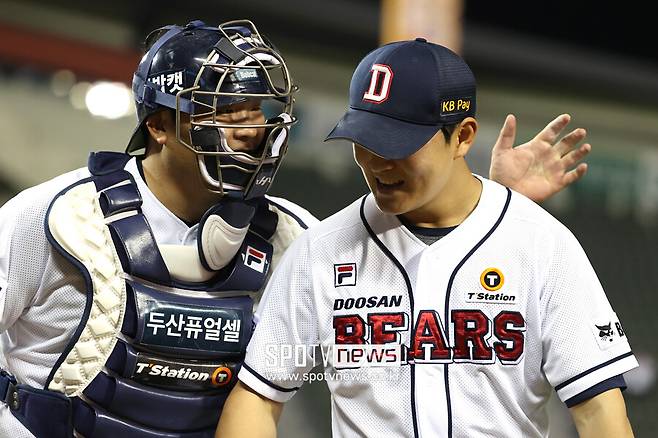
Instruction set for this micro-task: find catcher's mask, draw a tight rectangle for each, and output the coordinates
[128,19,297,199]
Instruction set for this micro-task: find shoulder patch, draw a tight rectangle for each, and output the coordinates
[590,313,626,351]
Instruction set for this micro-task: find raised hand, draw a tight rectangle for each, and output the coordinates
[489,114,591,202]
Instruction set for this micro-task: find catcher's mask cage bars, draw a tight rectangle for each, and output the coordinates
[136,19,298,198]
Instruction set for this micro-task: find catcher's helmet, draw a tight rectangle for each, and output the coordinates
[127,19,297,199]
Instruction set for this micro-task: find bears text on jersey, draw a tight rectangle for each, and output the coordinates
[333,309,525,365]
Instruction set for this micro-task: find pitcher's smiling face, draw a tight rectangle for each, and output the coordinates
[353,124,463,218]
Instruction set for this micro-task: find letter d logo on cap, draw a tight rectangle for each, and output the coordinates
[363,64,394,104]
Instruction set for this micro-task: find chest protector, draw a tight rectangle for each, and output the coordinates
[6,152,278,438]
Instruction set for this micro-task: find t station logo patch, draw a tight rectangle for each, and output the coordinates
[132,355,237,391]
[480,268,504,291]
[334,263,357,287]
[211,366,233,387]
[468,267,515,304]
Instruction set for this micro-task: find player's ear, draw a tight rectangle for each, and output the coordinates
[144,110,171,149]
[452,117,478,159]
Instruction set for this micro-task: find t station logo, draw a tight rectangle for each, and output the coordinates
[132,356,236,391]
[480,268,504,291]
[468,267,516,304]
[334,263,357,287]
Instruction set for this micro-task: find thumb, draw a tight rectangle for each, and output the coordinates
[492,114,516,154]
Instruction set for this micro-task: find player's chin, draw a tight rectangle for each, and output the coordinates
[365,177,408,212]
[370,191,409,216]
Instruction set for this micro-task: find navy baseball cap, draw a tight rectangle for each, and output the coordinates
[325,38,476,159]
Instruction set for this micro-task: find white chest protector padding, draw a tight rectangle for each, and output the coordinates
[46,182,126,396]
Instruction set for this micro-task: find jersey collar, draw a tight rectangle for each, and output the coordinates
[124,157,198,245]
[361,174,511,261]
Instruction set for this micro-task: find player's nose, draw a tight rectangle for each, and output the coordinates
[366,153,395,172]
[233,126,260,141]
[354,143,396,173]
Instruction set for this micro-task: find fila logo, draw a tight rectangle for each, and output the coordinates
[334,263,357,287]
[244,246,267,273]
[480,268,504,291]
[363,64,394,104]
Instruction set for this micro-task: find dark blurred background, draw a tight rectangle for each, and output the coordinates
[1,1,656,436]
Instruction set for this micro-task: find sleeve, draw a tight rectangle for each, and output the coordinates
[563,374,626,408]
[540,228,638,405]
[0,203,13,320]
[0,190,53,332]
[239,232,319,403]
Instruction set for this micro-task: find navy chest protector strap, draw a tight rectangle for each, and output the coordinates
[91,151,275,291]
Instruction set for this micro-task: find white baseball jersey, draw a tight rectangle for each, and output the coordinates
[240,175,638,438]
[0,157,317,438]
